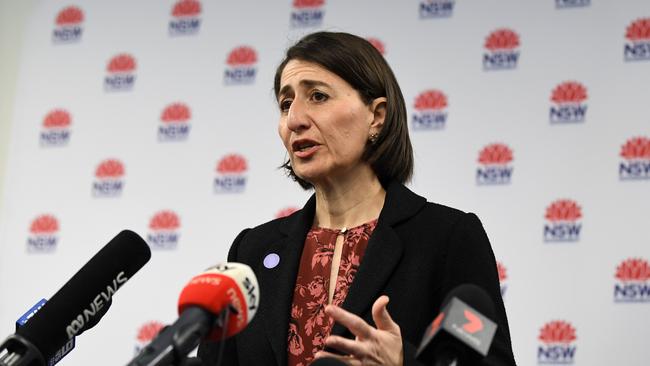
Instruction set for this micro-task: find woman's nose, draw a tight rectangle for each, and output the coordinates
[287,98,310,132]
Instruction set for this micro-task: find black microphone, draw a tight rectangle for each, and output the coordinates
[416,284,498,366]
[126,263,260,366]
[0,230,151,366]
[310,357,348,366]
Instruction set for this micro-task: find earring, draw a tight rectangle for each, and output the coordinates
[369,133,379,144]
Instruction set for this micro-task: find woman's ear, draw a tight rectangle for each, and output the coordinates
[369,97,387,134]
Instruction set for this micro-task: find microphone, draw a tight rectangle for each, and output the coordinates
[311,357,348,366]
[127,262,260,366]
[0,230,151,366]
[416,284,498,366]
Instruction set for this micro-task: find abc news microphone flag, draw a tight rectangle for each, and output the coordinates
[0,1,649,365]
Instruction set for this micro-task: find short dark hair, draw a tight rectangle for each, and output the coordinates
[274,31,413,189]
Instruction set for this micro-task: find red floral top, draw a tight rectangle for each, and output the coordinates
[287,220,378,366]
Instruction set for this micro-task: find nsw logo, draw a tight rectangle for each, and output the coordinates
[40,109,71,147]
[537,320,577,364]
[147,210,180,250]
[619,136,650,180]
[290,0,325,28]
[483,29,520,70]
[419,0,454,19]
[52,6,83,43]
[624,18,650,62]
[366,37,386,55]
[158,103,191,142]
[543,199,582,243]
[555,0,590,9]
[497,261,508,297]
[224,46,257,85]
[27,214,59,253]
[104,53,137,92]
[614,258,650,303]
[93,159,125,197]
[549,81,588,124]
[214,154,247,193]
[275,206,299,219]
[134,321,164,355]
[169,0,201,36]
[412,90,448,130]
[476,143,514,185]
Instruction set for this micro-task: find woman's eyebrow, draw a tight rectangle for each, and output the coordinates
[278,79,331,99]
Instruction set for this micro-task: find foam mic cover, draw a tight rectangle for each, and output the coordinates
[15,230,151,361]
[178,262,259,341]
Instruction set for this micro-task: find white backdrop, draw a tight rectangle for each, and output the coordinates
[0,0,649,365]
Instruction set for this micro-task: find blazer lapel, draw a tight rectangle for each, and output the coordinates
[259,195,316,366]
[331,182,426,337]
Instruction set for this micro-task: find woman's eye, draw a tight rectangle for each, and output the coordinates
[311,91,328,103]
[280,99,292,112]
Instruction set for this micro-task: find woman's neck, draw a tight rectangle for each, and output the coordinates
[312,168,386,230]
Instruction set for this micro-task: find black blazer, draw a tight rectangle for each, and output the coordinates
[199,182,516,366]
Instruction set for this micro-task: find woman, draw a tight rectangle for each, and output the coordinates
[199,32,516,366]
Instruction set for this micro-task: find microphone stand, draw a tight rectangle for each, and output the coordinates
[127,305,235,366]
[0,334,45,366]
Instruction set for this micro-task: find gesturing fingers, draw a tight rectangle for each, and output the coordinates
[371,295,400,335]
[325,305,374,340]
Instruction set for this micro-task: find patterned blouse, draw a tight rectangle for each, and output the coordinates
[287,219,378,366]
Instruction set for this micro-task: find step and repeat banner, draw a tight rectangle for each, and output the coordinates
[0,0,648,365]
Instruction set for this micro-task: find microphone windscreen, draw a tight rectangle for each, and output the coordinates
[178,262,259,341]
[440,283,496,320]
[16,230,151,360]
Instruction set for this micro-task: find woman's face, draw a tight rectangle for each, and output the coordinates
[277,60,382,187]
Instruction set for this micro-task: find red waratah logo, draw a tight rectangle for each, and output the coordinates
[214,154,248,193]
[227,46,257,66]
[412,90,448,130]
[95,159,125,179]
[161,103,190,123]
[497,261,508,297]
[619,136,650,180]
[52,5,84,43]
[172,0,201,17]
[478,144,513,165]
[549,81,588,123]
[538,321,577,344]
[293,0,324,8]
[137,321,165,343]
[149,211,181,231]
[483,29,520,70]
[276,207,299,219]
[147,211,181,249]
[217,154,247,174]
[366,38,386,55]
[158,103,191,141]
[290,0,324,27]
[485,29,520,51]
[620,137,650,160]
[30,215,59,234]
[415,90,447,111]
[497,261,507,283]
[551,82,587,104]
[476,144,514,185]
[56,6,84,25]
[545,200,582,222]
[616,258,650,282]
[625,18,650,41]
[624,18,650,61]
[43,109,71,128]
[107,54,136,73]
